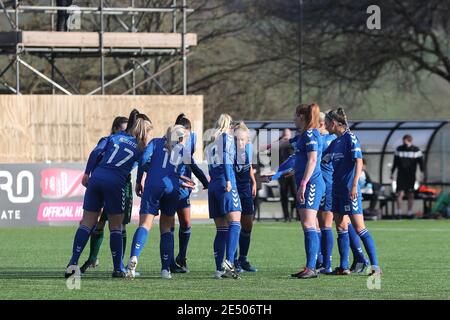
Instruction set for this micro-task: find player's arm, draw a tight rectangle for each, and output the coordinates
[250,164,257,198]
[223,134,234,192]
[298,150,317,203]
[297,133,318,203]
[350,134,363,200]
[82,137,108,187]
[189,161,209,189]
[351,158,363,200]
[135,140,155,197]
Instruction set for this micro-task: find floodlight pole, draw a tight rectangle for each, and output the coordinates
[298,0,303,104]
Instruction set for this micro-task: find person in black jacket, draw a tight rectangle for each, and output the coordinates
[56,0,73,31]
[390,134,424,218]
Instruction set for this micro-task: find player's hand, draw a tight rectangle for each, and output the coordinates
[350,185,358,200]
[225,181,232,192]
[182,181,196,189]
[81,174,89,187]
[297,187,305,204]
[252,184,257,198]
[135,183,143,197]
[259,175,272,183]
[283,171,294,178]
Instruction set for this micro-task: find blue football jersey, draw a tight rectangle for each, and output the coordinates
[92,132,144,184]
[206,133,237,188]
[234,142,253,189]
[320,133,337,184]
[137,137,184,187]
[322,130,363,194]
[290,128,323,183]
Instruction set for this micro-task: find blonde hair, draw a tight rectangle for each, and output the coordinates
[234,121,250,143]
[129,118,153,151]
[165,124,186,152]
[213,114,232,140]
[319,112,326,122]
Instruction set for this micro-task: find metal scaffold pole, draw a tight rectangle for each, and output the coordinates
[182,0,187,95]
[100,0,105,95]
[15,0,19,94]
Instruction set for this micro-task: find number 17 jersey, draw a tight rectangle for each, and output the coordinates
[92,131,144,185]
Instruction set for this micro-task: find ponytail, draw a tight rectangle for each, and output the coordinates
[213,114,232,140]
[129,118,153,151]
[326,107,348,128]
[165,125,187,152]
[296,103,320,131]
[126,109,140,133]
[175,113,192,130]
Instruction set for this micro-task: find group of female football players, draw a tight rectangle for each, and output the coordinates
[64,103,381,280]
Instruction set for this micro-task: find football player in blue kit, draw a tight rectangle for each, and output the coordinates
[233,122,258,273]
[79,116,130,274]
[289,103,326,279]
[170,114,209,274]
[323,108,381,276]
[65,113,153,278]
[206,114,242,279]
[126,125,196,279]
[317,111,337,274]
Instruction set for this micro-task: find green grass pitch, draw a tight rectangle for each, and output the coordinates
[1,220,450,300]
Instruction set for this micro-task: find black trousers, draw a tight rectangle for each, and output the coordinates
[279,176,297,221]
[56,0,73,31]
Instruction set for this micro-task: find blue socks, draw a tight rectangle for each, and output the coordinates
[321,227,333,270]
[358,229,379,266]
[130,226,149,258]
[337,230,350,270]
[214,227,228,271]
[238,230,251,261]
[316,230,323,266]
[227,222,241,262]
[160,231,174,271]
[348,223,367,263]
[110,229,124,271]
[304,228,319,270]
[178,226,192,261]
[69,224,91,266]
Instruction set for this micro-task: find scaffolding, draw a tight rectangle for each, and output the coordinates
[0,0,195,95]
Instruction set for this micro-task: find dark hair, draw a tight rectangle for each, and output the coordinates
[126,109,151,133]
[295,104,309,117]
[111,116,128,134]
[175,113,192,130]
[326,107,348,127]
[403,134,413,142]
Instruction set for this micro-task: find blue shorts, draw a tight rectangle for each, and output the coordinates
[296,177,325,211]
[83,177,126,215]
[332,192,363,215]
[140,185,179,216]
[177,188,191,210]
[319,183,333,212]
[238,184,254,215]
[208,186,242,219]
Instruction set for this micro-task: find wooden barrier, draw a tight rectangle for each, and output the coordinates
[0,95,203,163]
